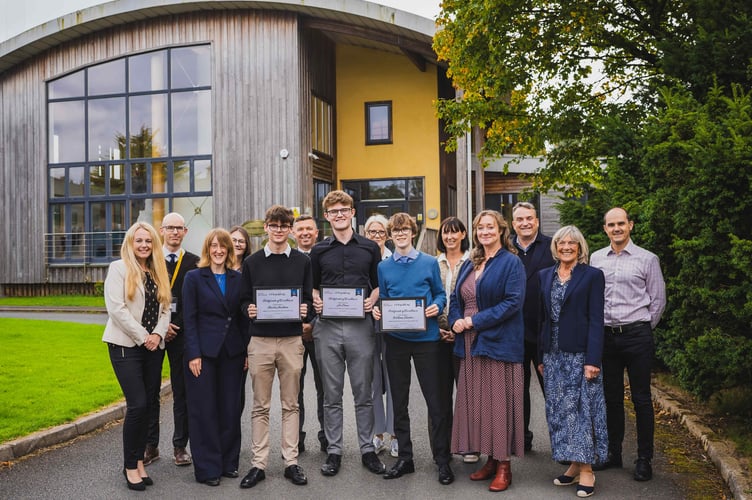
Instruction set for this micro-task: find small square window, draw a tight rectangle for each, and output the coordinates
[365,101,392,145]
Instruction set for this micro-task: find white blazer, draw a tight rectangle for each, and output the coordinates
[102,259,171,348]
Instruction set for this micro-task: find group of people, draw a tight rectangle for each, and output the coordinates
[102,191,665,497]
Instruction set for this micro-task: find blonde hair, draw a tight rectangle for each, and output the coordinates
[197,228,236,270]
[120,222,171,306]
[470,210,517,268]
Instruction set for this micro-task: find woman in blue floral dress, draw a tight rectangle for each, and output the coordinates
[538,226,607,498]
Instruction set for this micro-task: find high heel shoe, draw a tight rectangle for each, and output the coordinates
[123,469,146,491]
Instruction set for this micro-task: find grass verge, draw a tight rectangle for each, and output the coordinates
[0,318,167,443]
[0,295,104,307]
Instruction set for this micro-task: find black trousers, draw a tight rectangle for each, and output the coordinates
[147,334,189,448]
[298,339,326,446]
[108,343,163,469]
[523,339,544,440]
[602,322,655,460]
[385,336,451,465]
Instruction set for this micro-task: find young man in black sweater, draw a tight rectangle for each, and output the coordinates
[239,205,313,488]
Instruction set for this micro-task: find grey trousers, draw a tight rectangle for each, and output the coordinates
[313,316,376,455]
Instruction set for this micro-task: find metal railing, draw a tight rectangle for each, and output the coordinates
[44,231,126,265]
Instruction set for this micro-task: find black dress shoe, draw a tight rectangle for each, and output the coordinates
[239,467,266,488]
[592,453,622,471]
[222,470,239,478]
[362,451,386,474]
[438,463,455,485]
[383,459,415,479]
[633,457,653,481]
[284,464,308,485]
[202,477,220,487]
[321,454,341,476]
[123,469,146,491]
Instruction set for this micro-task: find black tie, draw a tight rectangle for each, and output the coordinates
[167,254,177,274]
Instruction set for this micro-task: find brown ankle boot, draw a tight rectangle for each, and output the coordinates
[470,457,498,481]
[489,460,512,492]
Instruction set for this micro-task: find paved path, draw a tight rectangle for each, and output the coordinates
[0,312,691,499]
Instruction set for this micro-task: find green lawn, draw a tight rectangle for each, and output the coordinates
[0,318,167,443]
[0,295,104,307]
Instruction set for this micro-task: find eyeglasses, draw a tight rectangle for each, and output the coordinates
[231,238,246,245]
[325,208,353,216]
[367,230,386,237]
[391,228,412,235]
[267,224,292,232]
[162,225,185,232]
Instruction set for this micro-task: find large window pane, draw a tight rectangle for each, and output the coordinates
[194,159,211,192]
[88,97,125,161]
[69,167,85,197]
[368,179,404,200]
[49,101,85,163]
[49,70,84,99]
[171,90,211,155]
[88,59,125,96]
[173,196,213,251]
[129,94,168,158]
[129,51,167,92]
[171,45,211,88]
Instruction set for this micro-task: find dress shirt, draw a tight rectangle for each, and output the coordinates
[310,233,380,290]
[393,248,419,264]
[264,243,292,257]
[590,239,666,329]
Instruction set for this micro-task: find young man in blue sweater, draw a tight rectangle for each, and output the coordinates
[372,212,454,485]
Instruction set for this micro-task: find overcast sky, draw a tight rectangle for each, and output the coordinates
[1,0,441,42]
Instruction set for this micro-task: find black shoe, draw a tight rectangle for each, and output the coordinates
[140,475,153,486]
[383,459,415,479]
[438,463,455,485]
[284,464,308,485]
[362,451,386,474]
[202,477,220,487]
[222,470,239,478]
[524,430,533,451]
[633,457,652,481]
[239,467,266,488]
[592,453,622,471]
[123,469,146,491]
[321,454,341,476]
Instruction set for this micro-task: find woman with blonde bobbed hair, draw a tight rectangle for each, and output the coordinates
[103,221,172,491]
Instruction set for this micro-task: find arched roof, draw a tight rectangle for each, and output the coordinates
[0,0,437,75]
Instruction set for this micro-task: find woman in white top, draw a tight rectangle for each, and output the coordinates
[364,214,396,457]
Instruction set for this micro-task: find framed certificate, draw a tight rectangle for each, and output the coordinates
[254,287,302,322]
[379,297,427,332]
[320,286,366,319]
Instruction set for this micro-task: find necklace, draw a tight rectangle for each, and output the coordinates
[557,265,574,283]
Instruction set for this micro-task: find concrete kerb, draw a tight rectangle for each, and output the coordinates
[652,384,751,500]
[0,382,171,463]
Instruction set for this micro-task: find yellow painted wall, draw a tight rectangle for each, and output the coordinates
[336,44,441,230]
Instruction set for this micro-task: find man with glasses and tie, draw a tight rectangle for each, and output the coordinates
[310,190,386,478]
[144,212,199,467]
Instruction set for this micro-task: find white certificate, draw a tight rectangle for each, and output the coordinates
[254,287,302,322]
[379,297,427,332]
[321,286,366,319]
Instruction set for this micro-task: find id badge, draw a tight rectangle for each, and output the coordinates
[170,297,178,313]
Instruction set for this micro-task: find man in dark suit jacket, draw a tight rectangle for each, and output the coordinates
[144,212,199,466]
[511,202,555,452]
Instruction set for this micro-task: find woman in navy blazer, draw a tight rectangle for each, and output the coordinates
[537,225,607,498]
[182,228,250,486]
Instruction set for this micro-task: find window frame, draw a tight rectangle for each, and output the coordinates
[365,101,393,145]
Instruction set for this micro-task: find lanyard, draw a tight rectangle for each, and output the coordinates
[169,249,185,289]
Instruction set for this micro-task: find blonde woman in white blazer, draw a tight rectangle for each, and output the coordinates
[103,221,171,491]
